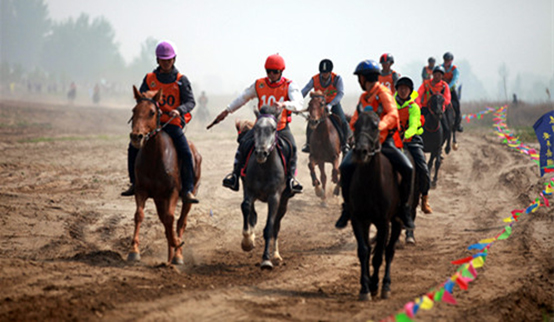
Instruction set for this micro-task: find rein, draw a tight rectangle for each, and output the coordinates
[257,113,279,153]
[308,96,327,126]
[356,131,382,156]
[423,101,442,133]
[130,97,179,143]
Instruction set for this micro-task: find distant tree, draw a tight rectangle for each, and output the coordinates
[40,14,124,83]
[0,0,50,68]
[127,37,159,84]
[498,63,509,102]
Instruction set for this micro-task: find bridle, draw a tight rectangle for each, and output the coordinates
[256,113,279,153]
[356,131,381,156]
[129,97,178,143]
[307,95,327,127]
[423,96,443,133]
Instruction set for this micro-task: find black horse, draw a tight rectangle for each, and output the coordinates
[348,110,403,301]
[421,94,454,188]
[240,105,292,270]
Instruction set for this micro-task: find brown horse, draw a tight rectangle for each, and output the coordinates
[127,86,201,265]
[306,91,342,203]
[348,109,402,301]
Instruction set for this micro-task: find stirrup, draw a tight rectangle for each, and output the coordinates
[335,204,350,229]
[289,177,303,194]
[301,144,310,153]
[222,173,239,191]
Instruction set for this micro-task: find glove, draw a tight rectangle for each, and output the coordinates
[325,104,332,114]
[404,127,416,139]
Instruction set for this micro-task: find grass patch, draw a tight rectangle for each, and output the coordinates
[0,122,52,129]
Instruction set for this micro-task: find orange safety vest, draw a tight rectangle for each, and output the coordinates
[145,72,192,127]
[254,77,292,131]
[443,64,457,84]
[350,83,399,143]
[379,70,399,94]
[423,66,433,80]
[312,73,338,104]
[420,79,448,109]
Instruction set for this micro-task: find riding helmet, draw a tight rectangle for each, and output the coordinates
[379,53,394,64]
[443,52,454,61]
[395,76,414,92]
[428,56,436,64]
[433,66,445,75]
[265,54,286,71]
[353,60,381,76]
[319,59,333,73]
[155,41,177,59]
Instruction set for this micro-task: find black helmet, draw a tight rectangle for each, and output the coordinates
[443,52,454,61]
[395,76,414,92]
[319,59,333,73]
[379,53,394,64]
[428,57,436,64]
[433,66,445,75]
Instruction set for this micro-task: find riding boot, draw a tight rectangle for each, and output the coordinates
[336,150,354,229]
[223,149,242,191]
[302,124,312,153]
[287,155,303,194]
[421,195,433,214]
[181,163,199,204]
[121,144,138,196]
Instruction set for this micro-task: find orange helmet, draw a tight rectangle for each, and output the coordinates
[265,54,285,70]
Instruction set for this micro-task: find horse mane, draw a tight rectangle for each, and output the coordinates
[259,105,281,118]
[310,90,324,98]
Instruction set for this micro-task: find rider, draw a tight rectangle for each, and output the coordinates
[213,54,304,194]
[416,66,451,120]
[335,59,415,230]
[421,57,436,81]
[378,53,400,94]
[301,58,351,153]
[121,40,198,203]
[441,52,463,132]
[393,76,433,214]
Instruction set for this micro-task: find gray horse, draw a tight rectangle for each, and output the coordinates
[240,105,292,269]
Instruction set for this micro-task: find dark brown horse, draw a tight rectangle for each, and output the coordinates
[127,86,201,264]
[348,110,402,301]
[421,94,449,188]
[305,91,342,203]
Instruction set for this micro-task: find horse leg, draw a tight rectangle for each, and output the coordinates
[452,130,459,151]
[332,158,340,196]
[172,202,192,265]
[370,222,388,299]
[351,215,371,301]
[318,161,327,201]
[433,149,442,187]
[154,194,181,264]
[428,152,437,188]
[261,193,280,270]
[309,158,323,198]
[382,220,402,299]
[271,196,289,263]
[241,197,256,252]
[128,194,147,262]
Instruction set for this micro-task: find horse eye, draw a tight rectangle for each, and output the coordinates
[150,110,155,117]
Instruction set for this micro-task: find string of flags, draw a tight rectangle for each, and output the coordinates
[380,105,553,322]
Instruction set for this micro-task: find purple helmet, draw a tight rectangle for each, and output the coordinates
[155,41,176,59]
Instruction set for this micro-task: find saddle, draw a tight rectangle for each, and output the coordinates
[328,113,347,143]
[241,135,292,177]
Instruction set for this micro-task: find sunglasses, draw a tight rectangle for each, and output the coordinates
[266,69,281,74]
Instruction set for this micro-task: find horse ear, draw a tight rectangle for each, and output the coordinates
[356,103,364,115]
[254,108,260,119]
[153,89,163,103]
[133,85,141,101]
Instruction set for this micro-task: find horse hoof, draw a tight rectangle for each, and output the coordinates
[260,260,273,270]
[381,289,391,299]
[127,252,141,262]
[333,186,340,196]
[241,240,254,252]
[453,143,459,151]
[171,256,185,265]
[358,293,370,301]
[320,201,328,208]
[315,186,324,198]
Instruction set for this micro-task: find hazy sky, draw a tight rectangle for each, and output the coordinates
[47,0,553,96]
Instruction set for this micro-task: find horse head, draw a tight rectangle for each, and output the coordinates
[307,90,327,130]
[353,109,381,163]
[130,85,163,149]
[427,94,445,120]
[252,105,281,164]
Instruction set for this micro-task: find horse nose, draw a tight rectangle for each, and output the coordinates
[130,133,143,141]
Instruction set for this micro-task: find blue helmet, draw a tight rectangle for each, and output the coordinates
[353,60,381,76]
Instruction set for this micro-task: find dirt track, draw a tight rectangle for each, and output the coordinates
[0,99,553,321]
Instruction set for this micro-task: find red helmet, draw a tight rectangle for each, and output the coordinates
[380,53,394,64]
[265,54,285,70]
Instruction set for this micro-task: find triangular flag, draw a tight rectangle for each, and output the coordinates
[404,302,415,319]
[444,280,455,293]
[497,226,512,240]
[451,256,473,265]
[468,262,478,278]
[419,295,434,310]
[434,288,445,302]
[394,312,414,322]
[442,290,458,305]
[472,256,485,268]
[454,272,469,290]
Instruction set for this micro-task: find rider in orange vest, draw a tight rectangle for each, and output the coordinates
[122,40,198,203]
[335,59,415,231]
[301,59,351,153]
[442,51,463,132]
[394,76,432,214]
[416,66,451,111]
[378,53,400,94]
[421,57,436,82]
[212,54,304,194]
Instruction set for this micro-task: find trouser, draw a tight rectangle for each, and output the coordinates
[404,136,430,196]
[451,89,462,129]
[232,125,297,178]
[305,102,351,147]
[340,137,413,206]
[127,124,194,193]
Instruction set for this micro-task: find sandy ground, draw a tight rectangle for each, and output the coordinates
[0,98,552,322]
